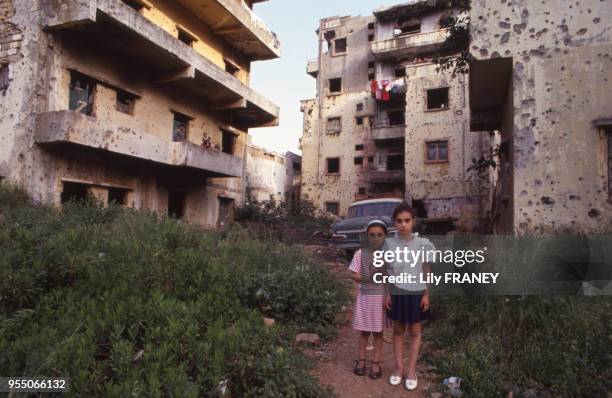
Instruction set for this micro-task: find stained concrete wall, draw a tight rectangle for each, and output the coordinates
[0,0,277,228]
[470,0,612,233]
[245,139,290,203]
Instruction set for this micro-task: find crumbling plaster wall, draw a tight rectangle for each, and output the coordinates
[245,141,289,202]
[470,0,612,233]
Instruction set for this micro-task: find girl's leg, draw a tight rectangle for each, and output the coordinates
[406,322,422,379]
[372,332,384,373]
[392,321,406,376]
[357,331,369,363]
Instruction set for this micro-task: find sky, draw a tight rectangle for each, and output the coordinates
[249,0,404,155]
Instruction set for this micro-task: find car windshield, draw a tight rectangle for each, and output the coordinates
[346,202,397,218]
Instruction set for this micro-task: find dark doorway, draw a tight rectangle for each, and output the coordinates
[221,129,236,154]
[387,154,405,170]
[218,197,235,228]
[61,181,90,204]
[168,190,186,219]
[108,187,129,206]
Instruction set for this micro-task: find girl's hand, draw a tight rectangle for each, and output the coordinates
[420,293,430,311]
[385,294,392,311]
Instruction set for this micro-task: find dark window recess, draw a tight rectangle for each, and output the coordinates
[326,157,340,174]
[108,187,129,205]
[325,202,339,215]
[358,187,366,195]
[172,112,190,142]
[607,128,612,200]
[292,161,301,172]
[0,64,9,92]
[116,91,136,115]
[387,154,404,170]
[354,157,363,165]
[323,29,336,41]
[61,181,90,204]
[168,190,186,219]
[334,38,347,54]
[356,117,363,125]
[224,59,240,76]
[218,197,235,228]
[367,61,375,69]
[368,156,374,162]
[388,110,405,126]
[397,18,421,35]
[355,144,364,151]
[426,141,449,162]
[177,28,195,46]
[329,78,342,93]
[368,33,375,42]
[122,0,144,11]
[69,72,95,115]
[367,22,375,30]
[221,129,236,154]
[356,103,364,112]
[368,73,375,81]
[427,87,449,109]
[395,68,406,78]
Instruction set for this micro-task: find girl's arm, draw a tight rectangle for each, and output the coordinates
[349,270,362,283]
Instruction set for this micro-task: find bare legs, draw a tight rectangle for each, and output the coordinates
[391,320,422,379]
[357,331,384,372]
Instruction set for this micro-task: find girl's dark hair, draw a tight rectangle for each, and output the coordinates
[392,201,416,220]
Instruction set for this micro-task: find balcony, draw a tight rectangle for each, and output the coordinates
[371,29,449,60]
[34,111,244,178]
[306,59,318,78]
[43,0,279,128]
[372,119,405,140]
[365,169,405,183]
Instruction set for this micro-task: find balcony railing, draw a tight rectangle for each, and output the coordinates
[365,169,405,183]
[371,29,449,60]
[306,59,318,78]
[34,111,244,178]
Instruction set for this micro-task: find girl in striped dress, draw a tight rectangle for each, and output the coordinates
[348,219,391,379]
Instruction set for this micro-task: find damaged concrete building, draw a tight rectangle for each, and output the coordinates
[245,137,301,206]
[301,0,490,233]
[0,0,279,227]
[469,0,612,233]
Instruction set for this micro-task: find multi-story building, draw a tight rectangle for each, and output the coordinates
[301,0,490,233]
[245,137,301,206]
[468,0,612,233]
[0,0,279,228]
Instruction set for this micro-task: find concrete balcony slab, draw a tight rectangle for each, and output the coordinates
[371,29,449,60]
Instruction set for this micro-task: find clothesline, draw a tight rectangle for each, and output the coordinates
[370,78,406,101]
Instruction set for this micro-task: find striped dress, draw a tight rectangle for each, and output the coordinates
[349,249,392,332]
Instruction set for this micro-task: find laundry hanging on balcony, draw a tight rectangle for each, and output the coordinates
[370,78,405,101]
[385,78,406,93]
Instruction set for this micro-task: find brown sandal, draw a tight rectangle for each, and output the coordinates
[353,359,366,376]
[369,361,382,379]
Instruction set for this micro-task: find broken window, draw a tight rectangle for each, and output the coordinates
[329,78,342,94]
[0,64,9,93]
[108,187,129,205]
[326,117,341,133]
[426,140,449,162]
[367,22,375,30]
[395,68,406,78]
[168,190,186,219]
[355,144,364,151]
[356,116,364,125]
[69,72,95,116]
[116,90,136,115]
[388,110,405,126]
[387,154,404,170]
[177,26,196,46]
[397,17,421,35]
[224,58,240,76]
[122,0,145,11]
[334,38,347,54]
[218,197,235,228]
[354,157,363,165]
[222,129,236,154]
[426,87,449,110]
[61,181,90,204]
[326,157,340,174]
[172,111,190,142]
[368,73,375,81]
[368,33,375,42]
[356,103,364,112]
[325,201,339,215]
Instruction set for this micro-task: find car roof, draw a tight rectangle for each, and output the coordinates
[349,198,403,207]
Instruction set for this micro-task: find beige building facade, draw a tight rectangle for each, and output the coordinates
[469,0,612,233]
[0,0,279,228]
[301,1,490,233]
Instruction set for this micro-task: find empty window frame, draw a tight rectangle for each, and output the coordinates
[395,68,406,78]
[334,38,347,54]
[108,187,129,205]
[354,157,363,165]
[355,144,364,151]
[172,111,191,142]
[61,181,90,204]
[356,116,364,125]
[116,90,136,115]
[168,189,186,219]
[326,117,342,133]
[426,87,449,110]
[325,201,339,215]
[221,129,236,154]
[0,64,9,92]
[326,157,340,174]
[177,26,196,46]
[224,58,241,76]
[356,102,364,112]
[368,33,375,42]
[69,71,96,115]
[397,17,421,35]
[329,78,342,94]
[387,110,405,126]
[367,22,375,30]
[425,140,449,162]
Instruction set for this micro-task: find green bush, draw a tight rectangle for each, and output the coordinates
[0,185,344,397]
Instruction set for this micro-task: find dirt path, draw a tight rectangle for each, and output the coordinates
[304,247,440,398]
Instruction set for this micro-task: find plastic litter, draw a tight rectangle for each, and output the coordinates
[443,376,463,397]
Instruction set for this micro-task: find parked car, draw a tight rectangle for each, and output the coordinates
[330,198,403,251]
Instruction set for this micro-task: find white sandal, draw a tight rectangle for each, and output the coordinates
[388,373,402,386]
[404,374,418,390]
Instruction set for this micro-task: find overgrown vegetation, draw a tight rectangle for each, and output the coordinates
[427,296,612,398]
[0,184,347,397]
[433,0,473,76]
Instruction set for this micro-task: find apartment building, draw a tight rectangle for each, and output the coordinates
[468,0,612,233]
[0,0,279,227]
[301,0,490,232]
